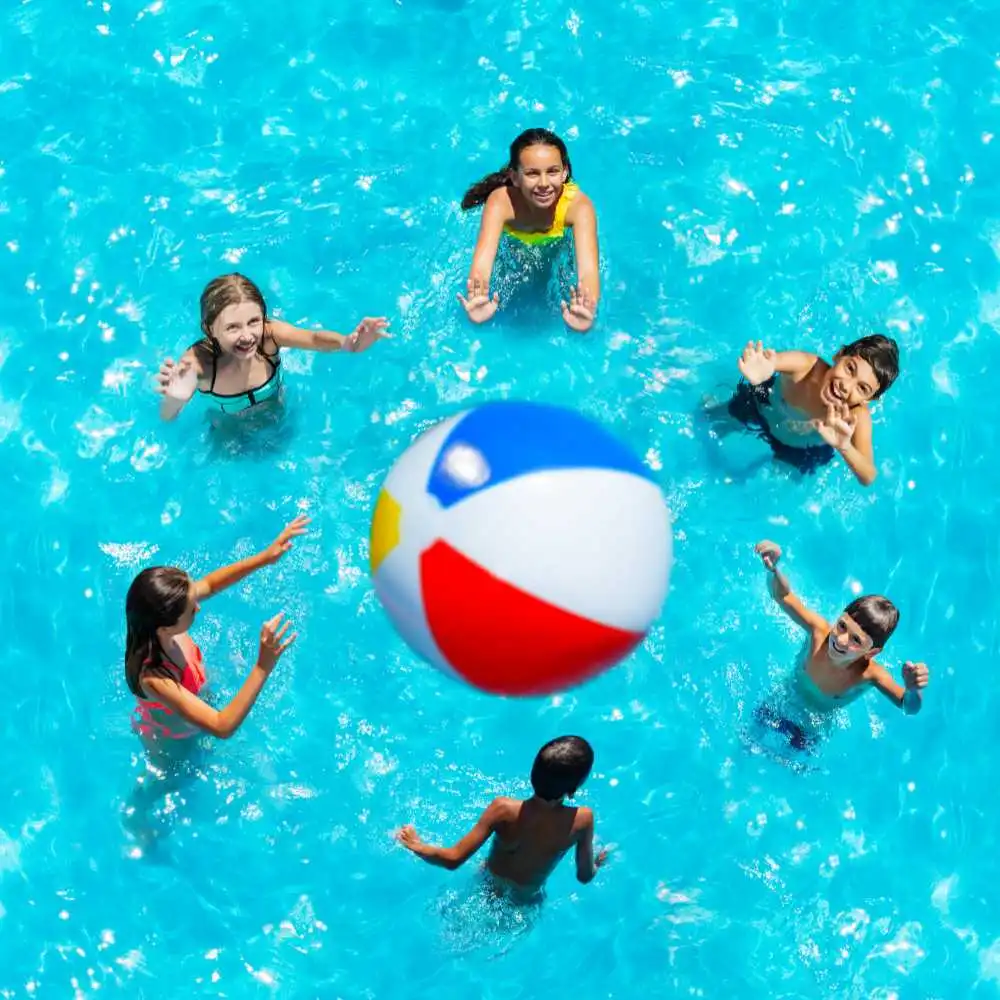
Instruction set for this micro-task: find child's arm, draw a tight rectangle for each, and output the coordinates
[738,342,817,385]
[814,403,877,486]
[457,189,511,323]
[266,317,388,355]
[141,612,295,738]
[573,807,608,884]
[562,196,600,333]
[754,540,830,633]
[396,799,509,870]
[866,660,929,715]
[193,515,310,601]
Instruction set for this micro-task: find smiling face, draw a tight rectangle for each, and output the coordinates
[210,300,265,359]
[512,143,568,211]
[820,353,880,408]
[827,612,876,665]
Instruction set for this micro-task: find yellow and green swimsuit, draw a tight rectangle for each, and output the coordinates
[502,182,579,247]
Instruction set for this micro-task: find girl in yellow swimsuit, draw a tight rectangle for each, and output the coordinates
[458,129,601,333]
[155,273,389,421]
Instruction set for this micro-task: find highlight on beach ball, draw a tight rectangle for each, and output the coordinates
[369,400,672,696]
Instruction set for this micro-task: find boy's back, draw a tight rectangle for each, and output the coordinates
[396,735,607,895]
[485,796,592,890]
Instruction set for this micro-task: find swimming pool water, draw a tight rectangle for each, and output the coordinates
[3,0,1000,995]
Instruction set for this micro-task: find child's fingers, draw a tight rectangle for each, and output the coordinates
[266,610,286,631]
[278,632,298,654]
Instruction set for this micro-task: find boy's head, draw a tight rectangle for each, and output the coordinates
[830,595,899,663]
[530,736,594,802]
[827,334,900,405]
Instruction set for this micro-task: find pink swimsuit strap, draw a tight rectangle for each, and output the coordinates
[133,640,206,740]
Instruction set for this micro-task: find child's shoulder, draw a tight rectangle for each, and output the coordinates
[787,350,825,375]
[485,185,516,213]
[487,796,522,819]
[860,656,891,682]
[567,803,595,830]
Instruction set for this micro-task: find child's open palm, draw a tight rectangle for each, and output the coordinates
[457,277,500,324]
[737,341,777,385]
[257,611,297,672]
[813,401,857,450]
[156,358,198,401]
[343,317,389,354]
[561,285,597,332]
[262,515,312,565]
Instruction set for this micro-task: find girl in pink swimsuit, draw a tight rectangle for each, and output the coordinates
[126,514,308,749]
[122,514,307,850]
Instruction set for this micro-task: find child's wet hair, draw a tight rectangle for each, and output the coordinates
[839,334,899,399]
[843,594,899,649]
[200,273,268,333]
[461,128,572,211]
[124,566,191,697]
[530,735,594,801]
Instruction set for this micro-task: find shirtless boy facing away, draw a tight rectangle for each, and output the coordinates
[396,736,607,899]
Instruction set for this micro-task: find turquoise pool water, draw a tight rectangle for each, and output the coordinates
[3,0,1000,995]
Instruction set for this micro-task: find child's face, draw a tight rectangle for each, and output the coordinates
[821,353,879,408]
[828,612,874,663]
[514,144,568,211]
[210,300,265,358]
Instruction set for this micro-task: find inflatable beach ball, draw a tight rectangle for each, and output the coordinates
[369,401,672,696]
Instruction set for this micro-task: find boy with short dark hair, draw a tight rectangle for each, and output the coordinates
[727,334,900,485]
[396,736,607,898]
[755,539,929,717]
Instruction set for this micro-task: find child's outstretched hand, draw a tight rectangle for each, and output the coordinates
[754,540,782,571]
[561,285,597,332]
[343,317,389,354]
[257,611,297,672]
[737,341,777,385]
[156,357,198,401]
[902,661,930,690]
[262,514,312,565]
[813,400,857,451]
[458,277,500,324]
